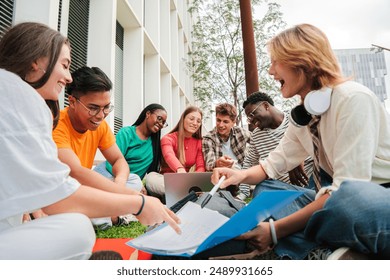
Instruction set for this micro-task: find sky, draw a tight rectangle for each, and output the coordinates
[257,0,390,109]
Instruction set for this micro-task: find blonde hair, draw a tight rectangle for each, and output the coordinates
[268,24,345,90]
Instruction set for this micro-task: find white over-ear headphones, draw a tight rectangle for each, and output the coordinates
[290,87,332,127]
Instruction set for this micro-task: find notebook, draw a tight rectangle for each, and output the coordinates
[164,172,214,208]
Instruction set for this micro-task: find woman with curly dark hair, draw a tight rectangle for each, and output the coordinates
[95,103,168,195]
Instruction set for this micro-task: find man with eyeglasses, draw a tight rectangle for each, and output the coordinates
[236,91,313,200]
[52,66,143,229]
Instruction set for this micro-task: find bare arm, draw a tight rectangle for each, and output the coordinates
[275,194,328,238]
[238,194,329,250]
[42,185,181,234]
[57,148,138,195]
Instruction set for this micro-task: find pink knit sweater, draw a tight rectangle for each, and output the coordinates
[160,132,205,173]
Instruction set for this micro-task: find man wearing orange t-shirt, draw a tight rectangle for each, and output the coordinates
[53,66,143,229]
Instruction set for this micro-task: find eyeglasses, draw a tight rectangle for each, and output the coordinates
[76,98,114,116]
[152,113,168,128]
[246,102,264,124]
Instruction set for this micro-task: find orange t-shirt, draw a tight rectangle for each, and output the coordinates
[52,107,115,169]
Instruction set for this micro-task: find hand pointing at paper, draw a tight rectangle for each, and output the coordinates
[211,165,269,190]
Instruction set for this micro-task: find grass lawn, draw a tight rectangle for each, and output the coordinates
[95,221,147,239]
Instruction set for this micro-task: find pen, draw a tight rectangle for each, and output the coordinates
[200,176,226,208]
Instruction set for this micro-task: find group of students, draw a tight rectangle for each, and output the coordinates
[93,103,206,204]
[1,21,390,260]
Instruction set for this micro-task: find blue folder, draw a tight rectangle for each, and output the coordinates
[127,190,303,257]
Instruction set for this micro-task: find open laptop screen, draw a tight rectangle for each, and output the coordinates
[164,172,213,208]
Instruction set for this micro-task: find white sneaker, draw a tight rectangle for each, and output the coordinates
[327,247,368,260]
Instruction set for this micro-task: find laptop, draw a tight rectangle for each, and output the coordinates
[164,172,214,208]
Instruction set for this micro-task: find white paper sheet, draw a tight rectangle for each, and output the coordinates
[130,202,229,253]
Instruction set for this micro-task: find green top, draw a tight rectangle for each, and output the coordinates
[106,125,153,179]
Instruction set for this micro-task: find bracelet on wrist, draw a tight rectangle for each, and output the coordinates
[133,194,145,216]
[269,218,278,246]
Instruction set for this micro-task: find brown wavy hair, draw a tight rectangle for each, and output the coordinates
[215,103,237,121]
[0,22,70,129]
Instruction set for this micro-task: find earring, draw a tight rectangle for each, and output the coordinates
[38,67,46,74]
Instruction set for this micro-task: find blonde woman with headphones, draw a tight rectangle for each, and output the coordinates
[211,24,390,260]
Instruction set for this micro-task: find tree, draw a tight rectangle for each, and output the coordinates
[189,0,294,125]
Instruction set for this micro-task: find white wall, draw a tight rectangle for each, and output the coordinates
[12,0,197,160]
[14,0,59,28]
[88,0,117,128]
[13,0,196,128]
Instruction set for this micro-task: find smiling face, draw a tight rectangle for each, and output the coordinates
[183,111,202,137]
[268,59,311,100]
[216,114,235,140]
[146,109,168,133]
[244,102,272,130]
[68,91,112,133]
[33,44,72,101]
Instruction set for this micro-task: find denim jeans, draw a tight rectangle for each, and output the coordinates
[253,170,333,220]
[253,173,390,259]
[92,162,143,227]
[93,162,143,192]
[253,178,319,259]
[306,180,390,258]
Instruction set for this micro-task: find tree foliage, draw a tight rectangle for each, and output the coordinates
[189,0,295,125]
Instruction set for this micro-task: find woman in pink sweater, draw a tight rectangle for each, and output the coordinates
[161,106,205,173]
[144,106,205,197]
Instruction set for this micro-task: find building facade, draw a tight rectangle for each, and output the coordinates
[334,48,388,103]
[0,0,197,136]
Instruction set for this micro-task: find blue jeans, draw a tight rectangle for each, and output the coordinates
[306,180,390,258]
[92,162,143,227]
[253,175,390,259]
[93,162,143,192]
[253,179,318,259]
[253,170,332,220]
